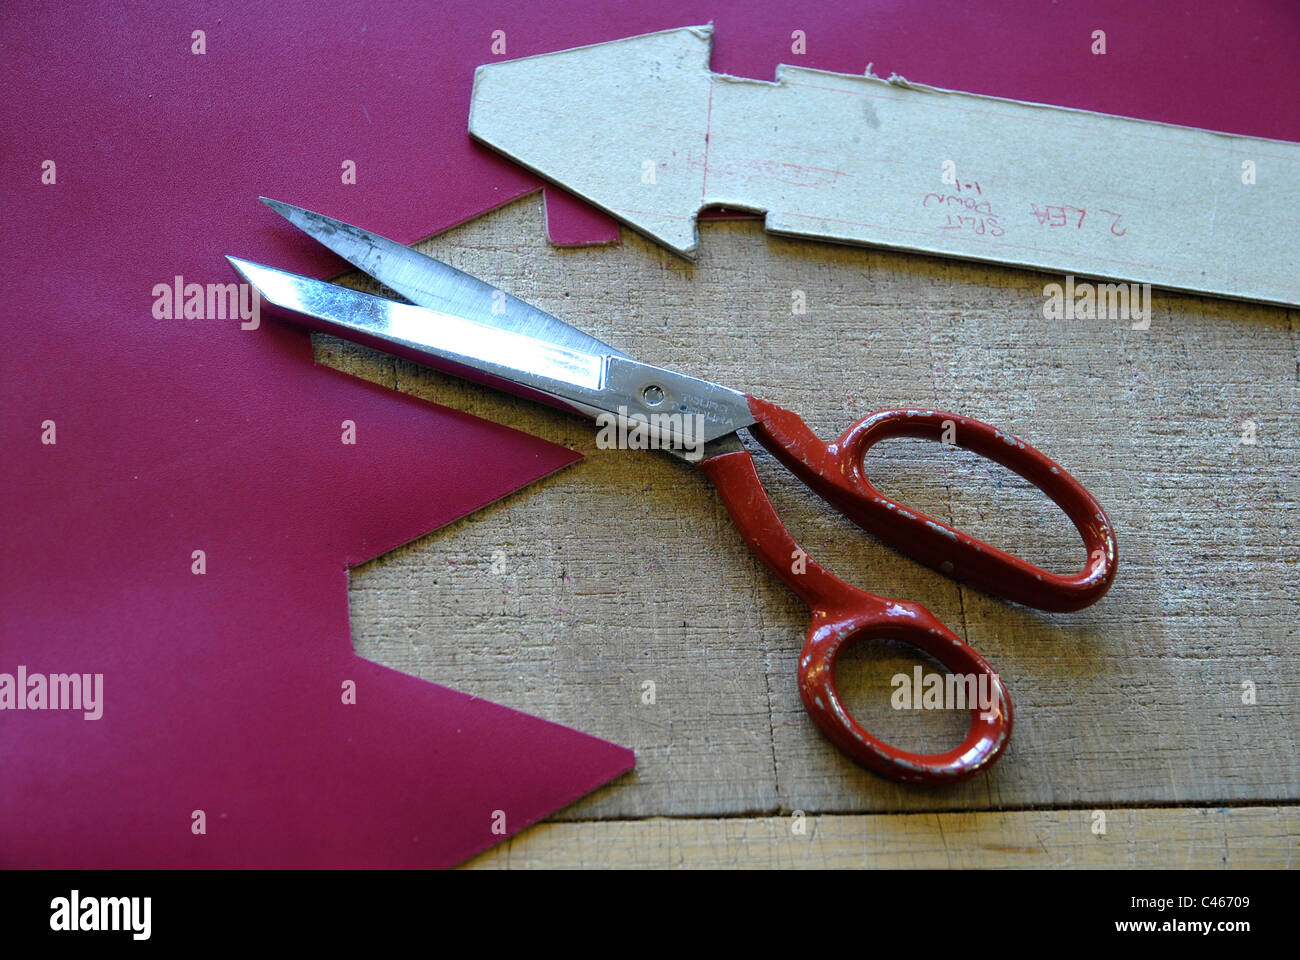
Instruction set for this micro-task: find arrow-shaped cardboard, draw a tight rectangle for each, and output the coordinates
[470,24,1300,307]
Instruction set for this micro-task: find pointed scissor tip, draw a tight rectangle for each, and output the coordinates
[222,256,297,310]
[224,255,260,287]
[259,196,336,234]
[259,196,313,219]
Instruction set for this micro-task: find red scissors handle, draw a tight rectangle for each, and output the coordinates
[698,396,1117,784]
[744,396,1117,612]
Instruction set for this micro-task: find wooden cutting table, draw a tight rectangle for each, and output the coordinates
[321,194,1298,868]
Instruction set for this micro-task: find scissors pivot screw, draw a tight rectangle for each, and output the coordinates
[642,384,666,406]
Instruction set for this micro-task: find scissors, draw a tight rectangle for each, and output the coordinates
[228,198,1118,784]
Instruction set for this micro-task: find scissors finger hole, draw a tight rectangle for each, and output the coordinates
[801,614,1011,781]
[859,435,1085,576]
[832,637,971,756]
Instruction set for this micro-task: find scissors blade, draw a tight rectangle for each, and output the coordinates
[226,256,756,446]
[259,197,630,361]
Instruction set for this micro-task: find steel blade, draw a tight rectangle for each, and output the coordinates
[226,256,755,446]
[259,197,629,360]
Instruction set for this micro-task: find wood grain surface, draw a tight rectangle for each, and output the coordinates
[463,807,1298,869]
[318,194,1298,866]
